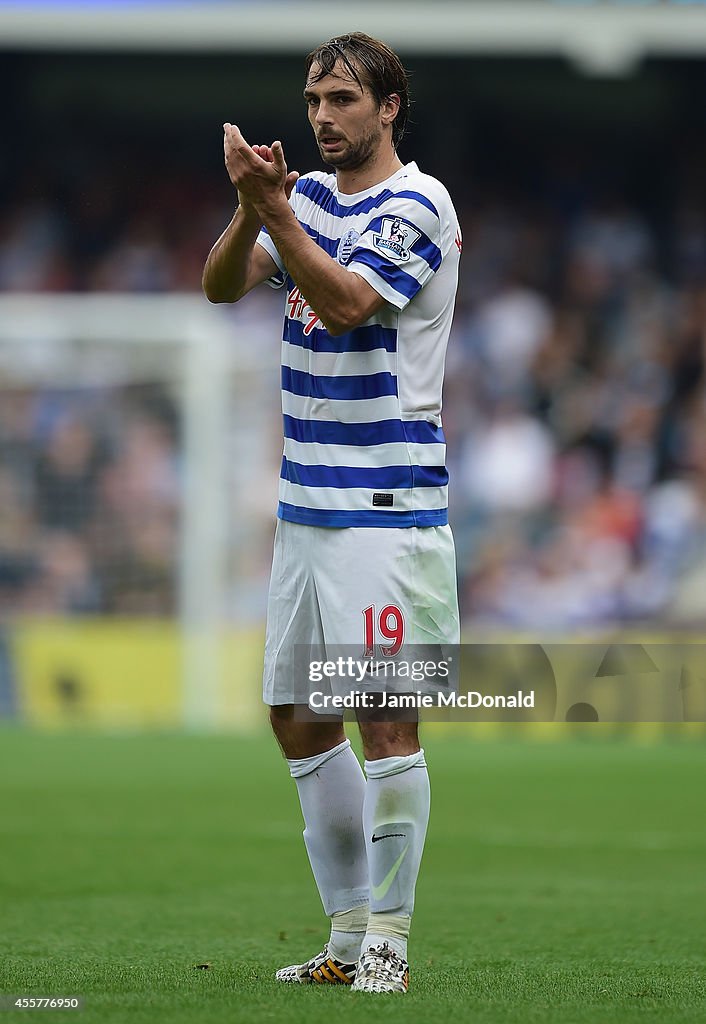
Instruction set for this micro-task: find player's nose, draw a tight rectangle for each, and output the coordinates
[314,102,334,125]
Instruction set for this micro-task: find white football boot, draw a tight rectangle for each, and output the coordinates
[275,943,358,985]
[351,942,409,993]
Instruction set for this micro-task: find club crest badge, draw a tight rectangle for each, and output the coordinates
[372,217,420,263]
[337,228,361,266]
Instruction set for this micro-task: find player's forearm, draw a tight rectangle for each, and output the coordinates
[258,198,365,336]
[202,204,263,303]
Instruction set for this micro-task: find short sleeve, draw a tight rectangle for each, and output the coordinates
[346,194,444,311]
[255,227,286,290]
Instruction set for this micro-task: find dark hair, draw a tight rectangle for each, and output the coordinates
[305,32,411,148]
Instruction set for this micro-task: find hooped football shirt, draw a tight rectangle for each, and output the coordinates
[256,161,461,528]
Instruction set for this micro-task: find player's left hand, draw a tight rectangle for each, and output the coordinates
[224,124,299,212]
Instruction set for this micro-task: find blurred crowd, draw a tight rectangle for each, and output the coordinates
[1,150,706,629]
[0,383,181,616]
[446,192,706,629]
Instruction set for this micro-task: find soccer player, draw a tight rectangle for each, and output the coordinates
[203,32,461,994]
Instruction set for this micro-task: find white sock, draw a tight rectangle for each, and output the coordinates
[362,748,430,961]
[362,911,411,959]
[329,904,369,964]
[287,739,368,960]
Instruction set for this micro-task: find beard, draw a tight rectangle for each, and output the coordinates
[318,122,382,171]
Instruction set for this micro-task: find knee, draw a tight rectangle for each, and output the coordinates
[358,720,420,761]
[268,705,345,759]
[268,704,297,750]
[268,703,293,734]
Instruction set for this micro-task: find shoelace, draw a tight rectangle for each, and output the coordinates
[365,944,401,974]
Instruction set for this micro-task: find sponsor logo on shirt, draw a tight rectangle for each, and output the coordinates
[287,286,324,335]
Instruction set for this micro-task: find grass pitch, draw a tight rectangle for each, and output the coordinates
[0,727,704,1023]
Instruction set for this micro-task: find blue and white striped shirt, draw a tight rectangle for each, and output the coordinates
[256,161,461,528]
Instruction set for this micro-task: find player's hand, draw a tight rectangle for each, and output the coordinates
[251,141,300,201]
[270,141,300,201]
[223,124,299,212]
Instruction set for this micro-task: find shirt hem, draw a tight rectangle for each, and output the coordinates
[277,502,448,528]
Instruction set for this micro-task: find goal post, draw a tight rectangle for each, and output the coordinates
[0,293,280,730]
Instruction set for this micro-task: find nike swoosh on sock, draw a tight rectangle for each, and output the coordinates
[371,844,409,901]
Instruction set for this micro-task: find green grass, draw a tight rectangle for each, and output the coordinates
[0,728,704,1023]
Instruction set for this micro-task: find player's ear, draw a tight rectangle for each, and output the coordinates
[381,93,400,128]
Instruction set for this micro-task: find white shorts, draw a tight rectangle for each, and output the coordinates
[262,520,460,706]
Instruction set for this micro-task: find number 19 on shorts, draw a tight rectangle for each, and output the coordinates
[362,604,405,658]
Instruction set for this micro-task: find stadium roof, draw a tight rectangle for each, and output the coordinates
[1,2,706,75]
